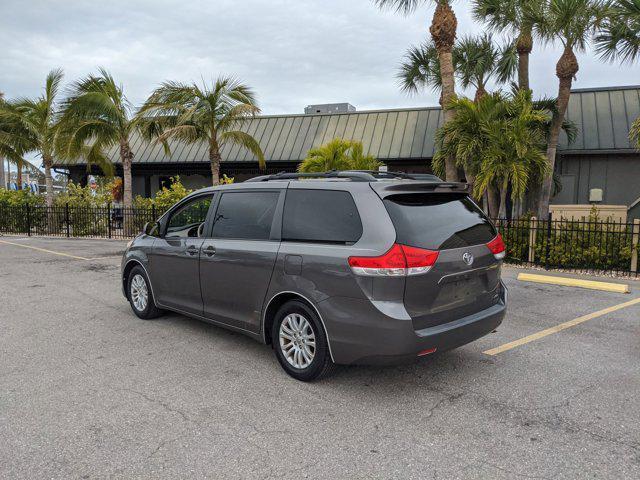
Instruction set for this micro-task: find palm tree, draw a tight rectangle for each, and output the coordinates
[456,34,517,101]
[0,95,39,190]
[630,116,640,148]
[298,138,355,172]
[533,0,608,217]
[58,68,133,206]
[139,77,265,185]
[348,142,384,170]
[399,34,516,194]
[0,91,8,189]
[476,95,549,217]
[457,34,516,101]
[1,69,64,205]
[472,0,545,92]
[399,34,516,102]
[595,0,640,63]
[0,91,4,189]
[433,91,549,217]
[375,0,458,181]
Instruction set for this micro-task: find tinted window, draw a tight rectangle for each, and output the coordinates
[383,193,496,250]
[212,191,279,240]
[283,190,362,244]
[166,195,213,238]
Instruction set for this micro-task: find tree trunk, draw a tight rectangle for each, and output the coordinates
[539,46,578,218]
[516,27,533,92]
[465,171,477,201]
[487,185,499,219]
[439,53,458,182]
[498,179,508,218]
[43,154,54,207]
[517,52,530,91]
[16,159,23,190]
[474,84,487,103]
[526,182,540,215]
[120,139,134,208]
[430,1,458,182]
[0,156,5,189]
[209,139,221,186]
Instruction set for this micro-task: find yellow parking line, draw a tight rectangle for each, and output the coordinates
[484,297,640,356]
[518,272,630,293]
[0,239,90,260]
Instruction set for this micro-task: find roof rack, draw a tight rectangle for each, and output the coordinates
[245,171,377,182]
[346,170,443,181]
[245,170,447,183]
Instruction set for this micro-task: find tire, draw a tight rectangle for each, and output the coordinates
[271,300,336,381]
[127,266,162,320]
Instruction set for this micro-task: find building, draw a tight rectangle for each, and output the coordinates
[54,86,640,218]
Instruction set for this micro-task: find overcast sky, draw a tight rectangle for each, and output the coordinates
[1,0,638,115]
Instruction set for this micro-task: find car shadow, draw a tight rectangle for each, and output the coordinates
[150,310,496,395]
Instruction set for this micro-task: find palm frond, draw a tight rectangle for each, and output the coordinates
[397,41,441,94]
[372,0,428,15]
[299,138,354,172]
[595,0,640,64]
[219,130,266,169]
[630,115,640,147]
[139,76,264,176]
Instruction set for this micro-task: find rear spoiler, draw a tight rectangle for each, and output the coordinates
[370,181,470,198]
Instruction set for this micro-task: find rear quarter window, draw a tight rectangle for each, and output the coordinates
[383,193,496,250]
[282,189,362,244]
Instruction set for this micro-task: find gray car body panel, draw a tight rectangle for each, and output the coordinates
[122,178,507,365]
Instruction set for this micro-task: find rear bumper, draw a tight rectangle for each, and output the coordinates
[317,281,507,365]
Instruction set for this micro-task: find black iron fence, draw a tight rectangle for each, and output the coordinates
[0,204,161,240]
[493,214,640,276]
[1,204,639,276]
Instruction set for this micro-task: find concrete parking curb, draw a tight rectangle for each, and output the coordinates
[517,272,630,293]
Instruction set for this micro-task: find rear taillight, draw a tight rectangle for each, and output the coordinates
[486,234,506,260]
[402,245,440,275]
[348,244,439,277]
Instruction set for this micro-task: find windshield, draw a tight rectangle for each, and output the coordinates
[383,193,496,250]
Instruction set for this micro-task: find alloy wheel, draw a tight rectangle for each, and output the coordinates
[279,313,316,369]
[130,274,148,312]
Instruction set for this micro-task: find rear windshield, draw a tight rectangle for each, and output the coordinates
[383,193,496,250]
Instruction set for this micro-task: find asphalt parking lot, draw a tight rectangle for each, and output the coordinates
[1,236,639,479]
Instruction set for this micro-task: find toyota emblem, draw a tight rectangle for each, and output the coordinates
[462,252,474,266]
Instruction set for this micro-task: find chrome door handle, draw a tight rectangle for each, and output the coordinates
[186,246,199,256]
[203,245,216,257]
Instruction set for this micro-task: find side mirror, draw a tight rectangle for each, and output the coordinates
[143,221,161,237]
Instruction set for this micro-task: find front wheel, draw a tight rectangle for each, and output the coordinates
[272,300,335,381]
[127,266,162,320]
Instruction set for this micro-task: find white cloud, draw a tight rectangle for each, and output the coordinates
[1,0,638,117]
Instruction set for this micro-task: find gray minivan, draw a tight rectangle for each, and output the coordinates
[121,171,507,381]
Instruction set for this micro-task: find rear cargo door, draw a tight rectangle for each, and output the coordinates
[380,190,502,330]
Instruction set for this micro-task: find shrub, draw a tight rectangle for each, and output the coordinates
[133,176,192,215]
[0,190,46,233]
[495,208,639,272]
[0,189,45,207]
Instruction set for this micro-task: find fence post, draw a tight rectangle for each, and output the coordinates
[65,203,70,238]
[545,212,552,269]
[528,216,537,263]
[107,202,112,239]
[631,219,640,274]
[26,204,31,236]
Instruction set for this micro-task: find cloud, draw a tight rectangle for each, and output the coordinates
[1,0,637,117]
